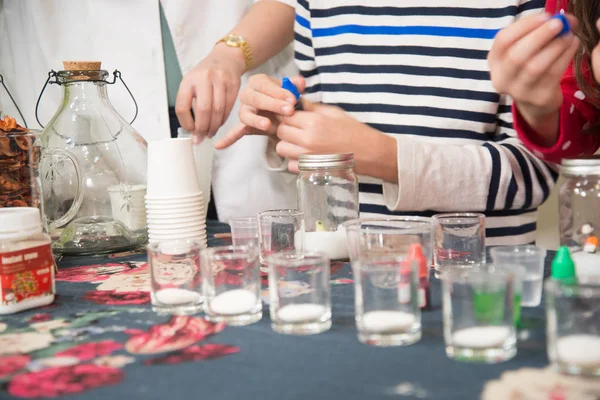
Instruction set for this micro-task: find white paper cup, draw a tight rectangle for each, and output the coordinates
[148,225,207,235]
[148,221,206,230]
[145,202,204,210]
[145,206,204,215]
[146,138,201,198]
[148,236,207,246]
[145,191,202,199]
[147,214,205,222]
[149,233,207,241]
[145,194,203,204]
[145,200,203,207]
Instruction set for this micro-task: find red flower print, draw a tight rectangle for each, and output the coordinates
[331,261,345,275]
[125,316,225,355]
[56,262,140,283]
[0,355,30,378]
[56,340,123,361]
[7,364,123,398]
[83,290,150,305]
[144,343,239,365]
[28,313,51,323]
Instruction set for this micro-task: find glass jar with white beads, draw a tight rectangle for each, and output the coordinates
[559,156,600,275]
[297,153,359,260]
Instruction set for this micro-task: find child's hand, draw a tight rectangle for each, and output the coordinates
[214,75,305,149]
[275,101,387,175]
[175,47,246,140]
[488,13,579,122]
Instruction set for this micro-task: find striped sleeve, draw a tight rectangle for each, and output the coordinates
[380,0,556,213]
[295,0,321,103]
[382,94,559,213]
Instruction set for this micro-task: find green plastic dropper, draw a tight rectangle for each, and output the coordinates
[551,246,576,281]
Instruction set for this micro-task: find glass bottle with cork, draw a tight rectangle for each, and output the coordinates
[36,61,148,255]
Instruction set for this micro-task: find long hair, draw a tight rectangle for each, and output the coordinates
[569,0,600,108]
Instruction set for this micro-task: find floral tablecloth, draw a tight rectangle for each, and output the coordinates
[0,221,553,400]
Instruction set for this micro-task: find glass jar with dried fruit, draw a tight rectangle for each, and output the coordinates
[0,116,42,210]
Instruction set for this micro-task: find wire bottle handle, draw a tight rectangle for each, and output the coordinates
[35,69,138,128]
[0,74,28,128]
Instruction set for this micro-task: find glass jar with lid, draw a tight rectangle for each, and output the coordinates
[559,156,600,272]
[36,61,148,255]
[297,153,359,260]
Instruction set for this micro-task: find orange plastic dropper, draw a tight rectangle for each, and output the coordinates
[403,243,432,310]
[407,243,428,279]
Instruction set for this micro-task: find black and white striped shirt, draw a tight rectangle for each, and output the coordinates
[291,0,554,245]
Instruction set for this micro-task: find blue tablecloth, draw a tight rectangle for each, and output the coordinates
[0,221,550,400]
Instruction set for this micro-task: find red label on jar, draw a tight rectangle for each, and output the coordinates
[0,244,55,305]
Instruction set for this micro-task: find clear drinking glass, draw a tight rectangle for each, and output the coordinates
[257,209,304,266]
[354,256,421,346]
[490,245,546,307]
[201,245,262,326]
[546,277,600,377]
[267,251,331,335]
[344,217,432,265]
[442,267,517,363]
[433,213,486,274]
[148,239,203,315]
[229,217,259,249]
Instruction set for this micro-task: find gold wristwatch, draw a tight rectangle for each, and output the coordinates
[216,34,253,71]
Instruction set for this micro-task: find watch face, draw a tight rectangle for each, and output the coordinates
[227,35,244,46]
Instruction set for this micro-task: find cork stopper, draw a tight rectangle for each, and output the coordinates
[63,61,102,71]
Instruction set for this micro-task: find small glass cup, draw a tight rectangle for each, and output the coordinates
[490,245,546,307]
[257,209,304,266]
[343,216,432,265]
[433,213,486,275]
[229,216,259,249]
[201,245,262,326]
[354,256,421,346]
[267,251,331,335]
[546,277,600,377]
[442,266,517,363]
[148,239,203,315]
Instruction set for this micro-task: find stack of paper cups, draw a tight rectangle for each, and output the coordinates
[145,138,207,247]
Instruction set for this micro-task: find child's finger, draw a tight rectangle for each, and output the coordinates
[239,105,272,131]
[214,122,247,149]
[290,76,307,93]
[523,34,578,83]
[240,89,295,116]
[277,123,306,146]
[548,36,580,79]
[247,75,296,104]
[287,159,300,174]
[491,13,550,57]
[275,140,309,160]
[507,17,570,70]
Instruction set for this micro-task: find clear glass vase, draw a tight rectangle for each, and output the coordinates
[37,62,148,255]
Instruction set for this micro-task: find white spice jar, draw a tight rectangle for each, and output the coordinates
[0,208,55,314]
